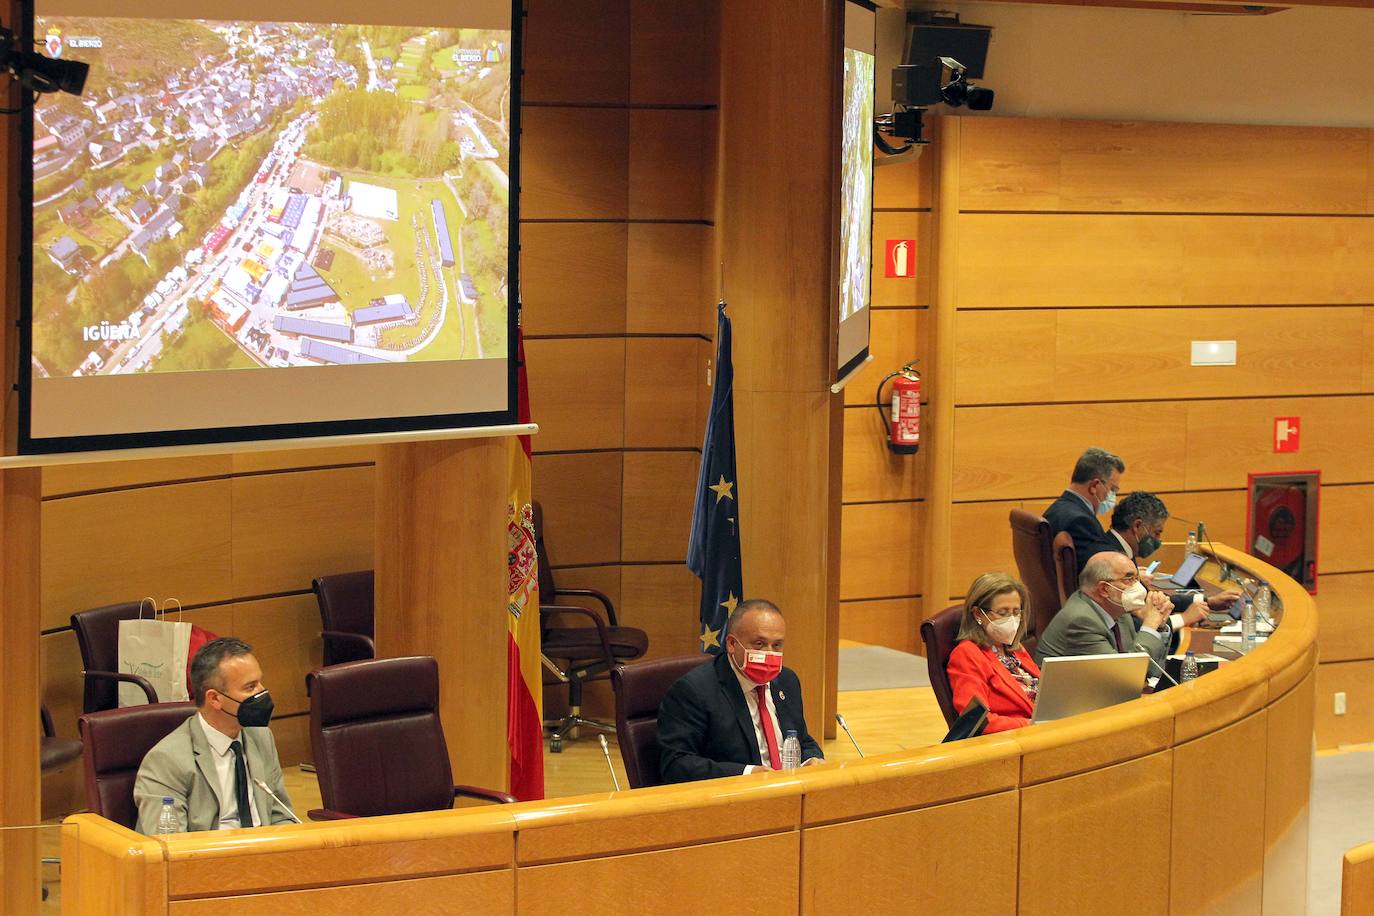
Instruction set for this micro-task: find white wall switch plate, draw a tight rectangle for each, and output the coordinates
[1191,340,1237,366]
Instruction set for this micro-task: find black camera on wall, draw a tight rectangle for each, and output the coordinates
[0,26,88,96]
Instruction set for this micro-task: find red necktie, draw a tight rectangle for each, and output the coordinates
[1111,622,1125,653]
[755,684,782,770]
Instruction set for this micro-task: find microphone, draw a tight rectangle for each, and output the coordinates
[597,734,622,791]
[1133,644,1179,688]
[252,777,303,825]
[835,713,865,758]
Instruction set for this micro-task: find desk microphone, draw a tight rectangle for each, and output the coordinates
[252,778,303,825]
[835,714,865,758]
[597,734,622,791]
[1133,645,1180,688]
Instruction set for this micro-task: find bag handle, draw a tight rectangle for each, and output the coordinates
[161,598,184,622]
[138,597,157,620]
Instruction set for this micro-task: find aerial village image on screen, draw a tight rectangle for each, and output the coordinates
[31,18,510,376]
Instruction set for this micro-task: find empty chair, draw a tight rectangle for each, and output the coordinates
[312,570,376,666]
[306,656,514,819]
[41,705,83,778]
[611,655,712,789]
[919,605,965,727]
[78,702,196,829]
[1009,509,1062,645]
[70,602,159,713]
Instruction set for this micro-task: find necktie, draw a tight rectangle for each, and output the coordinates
[755,684,782,770]
[1110,622,1125,653]
[228,739,253,828]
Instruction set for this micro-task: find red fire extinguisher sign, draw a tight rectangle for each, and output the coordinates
[885,240,917,278]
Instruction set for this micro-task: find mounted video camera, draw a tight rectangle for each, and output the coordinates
[877,56,994,151]
[0,26,88,96]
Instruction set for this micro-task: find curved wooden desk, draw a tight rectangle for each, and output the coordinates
[62,543,1315,914]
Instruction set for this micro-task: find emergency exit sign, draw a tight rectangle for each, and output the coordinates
[1275,417,1300,453]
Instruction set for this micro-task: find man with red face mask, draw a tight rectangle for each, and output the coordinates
[657,599,823,783]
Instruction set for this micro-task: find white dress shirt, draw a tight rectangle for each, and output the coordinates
[1110,528,1189,631]
[198,714,261,830]
[730,663,784,775]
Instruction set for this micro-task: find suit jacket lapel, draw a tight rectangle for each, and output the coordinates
[715,655,761,766]
[188,716,224,824]
[245,733,275,825]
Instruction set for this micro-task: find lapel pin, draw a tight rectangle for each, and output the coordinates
[778,690,786,701]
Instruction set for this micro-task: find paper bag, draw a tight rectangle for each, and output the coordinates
[118,597,192,706]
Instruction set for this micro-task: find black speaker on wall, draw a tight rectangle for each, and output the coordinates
[904,13,992,79]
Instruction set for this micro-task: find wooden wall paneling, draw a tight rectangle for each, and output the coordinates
[958,117,1374,214]
[871,212,933,306]
[531,453,624,567]
[1314,573,1374,664]
[521,107,630,219]
[619,563,700,658]
[951,402,1188,502]
[956,214,1374,309]
[229,466,374,597]
[1263,671,1314,916]
[1318,484,1374,574]
[629,0,719,106]
[874,146,934,210]
[626,224,711,334]
[524,338,627,452]
[233,595,322,718]
[628,109,714,221]
[1365,306,1374,392]
[41,455,230,498]
[621,451,698,562]
[41,480,233,629]
[840,502,926,601]
[40,631,83,740]
[841,406,926,503]
[843,307,927,406]
[624,338,703,448]
[230,447,376,475]
[1018,751,1173,916]
[1314,659,1374,749]
[522,0,630,104]
[838,598,923,654]
[1169,713,1268,915]
[522,224,629,336]
[1183,395,1374,489]
[953,309,1058,406]
[800,791,1018,915]
[268,713,313,770]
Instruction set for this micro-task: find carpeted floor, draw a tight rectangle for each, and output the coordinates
[837,645,931,691]
[1311,747,1374,915]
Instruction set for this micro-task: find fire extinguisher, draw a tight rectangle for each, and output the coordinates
[876,362,921,455]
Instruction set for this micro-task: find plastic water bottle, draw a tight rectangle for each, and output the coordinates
[1185,530,1199,554]
[781,730,801,771]
[156,797,179,835]
[1180,651,1199,683]
[1241,596,1257,646]
[1255,584,1272,624]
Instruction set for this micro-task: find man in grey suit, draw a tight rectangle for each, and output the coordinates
[134,637,294,834]
[1034,551,1172,674]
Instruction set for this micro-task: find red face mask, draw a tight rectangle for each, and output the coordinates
[736,646,783,684]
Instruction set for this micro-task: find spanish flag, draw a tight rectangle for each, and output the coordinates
[506,327,545,800]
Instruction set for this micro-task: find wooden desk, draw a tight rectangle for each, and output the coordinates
[60,542,1315,915]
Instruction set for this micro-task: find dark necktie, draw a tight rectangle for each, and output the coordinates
[1110,622,1125,653]
[755,685,782,770]
[228,739,253,828]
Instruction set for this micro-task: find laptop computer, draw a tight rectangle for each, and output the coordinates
[1030,653,1150,724]
[1150,551,1206,589]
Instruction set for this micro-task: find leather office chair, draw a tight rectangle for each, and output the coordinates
[1009,509,1062,646]
[41,705,83,777]
[919,605,965,727]
[77,702,196,829]
[305,656,515,819]
[1052,531,1078,607]
[312,570,376,666]
[70,602,160,713]
[610,655,712,789]
[533,501,649,752]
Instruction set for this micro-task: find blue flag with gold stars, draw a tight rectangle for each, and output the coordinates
[687,301,743,654]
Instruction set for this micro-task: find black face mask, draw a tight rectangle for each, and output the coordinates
[225,690,274,728]
[1137,534,1162,559]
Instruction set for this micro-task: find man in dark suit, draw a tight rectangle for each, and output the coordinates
[658,599,823,783]
[1044,446,1126,578]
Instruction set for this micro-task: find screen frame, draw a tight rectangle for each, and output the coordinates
[834,0,875,386]
[16,0,522,454]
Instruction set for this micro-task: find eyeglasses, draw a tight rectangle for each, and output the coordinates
[1106,573,1140,585]
[979,607,1022,621]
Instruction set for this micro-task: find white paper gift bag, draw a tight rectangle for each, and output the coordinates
[117,597,192,706]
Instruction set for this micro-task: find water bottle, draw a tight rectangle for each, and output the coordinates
[1255,584,1272,624]
[1241,596,1257,646]
[1180,651,1199,683]
[781,730,801,771]
[1185,530,1199,554]
[156,797,179,835]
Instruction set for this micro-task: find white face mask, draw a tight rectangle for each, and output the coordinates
[1107,580,1148,613]
[1097,485,1118,517]
[981,612,1020,646]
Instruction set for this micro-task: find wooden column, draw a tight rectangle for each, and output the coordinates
[720,0,842,736]
[374,439,510,793]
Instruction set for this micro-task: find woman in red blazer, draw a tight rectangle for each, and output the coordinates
[946,572,1041,733]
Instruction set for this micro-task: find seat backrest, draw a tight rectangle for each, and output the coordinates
[1009,510,1059,642]
[312,570,376,666]
[1051,531,1078,607]
[919,605,965,727]
[611,655,712,789]
[306,656,454,817]
[70,601,149,713]
[78,702,196,829]
[531,501,557,601]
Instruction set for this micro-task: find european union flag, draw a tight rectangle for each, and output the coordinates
[687,301,743,655]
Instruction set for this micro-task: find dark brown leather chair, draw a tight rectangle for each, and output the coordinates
[919,605,965,727]
[610,655,712,789]
[77,702,196,829]
[1009,509,1062,645]
[1052,531,1079,607]
[70,602,160,713]
[533,501,649,752]
[305,656,515,819]
[312,570,376,666]
[41,705,83,776]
